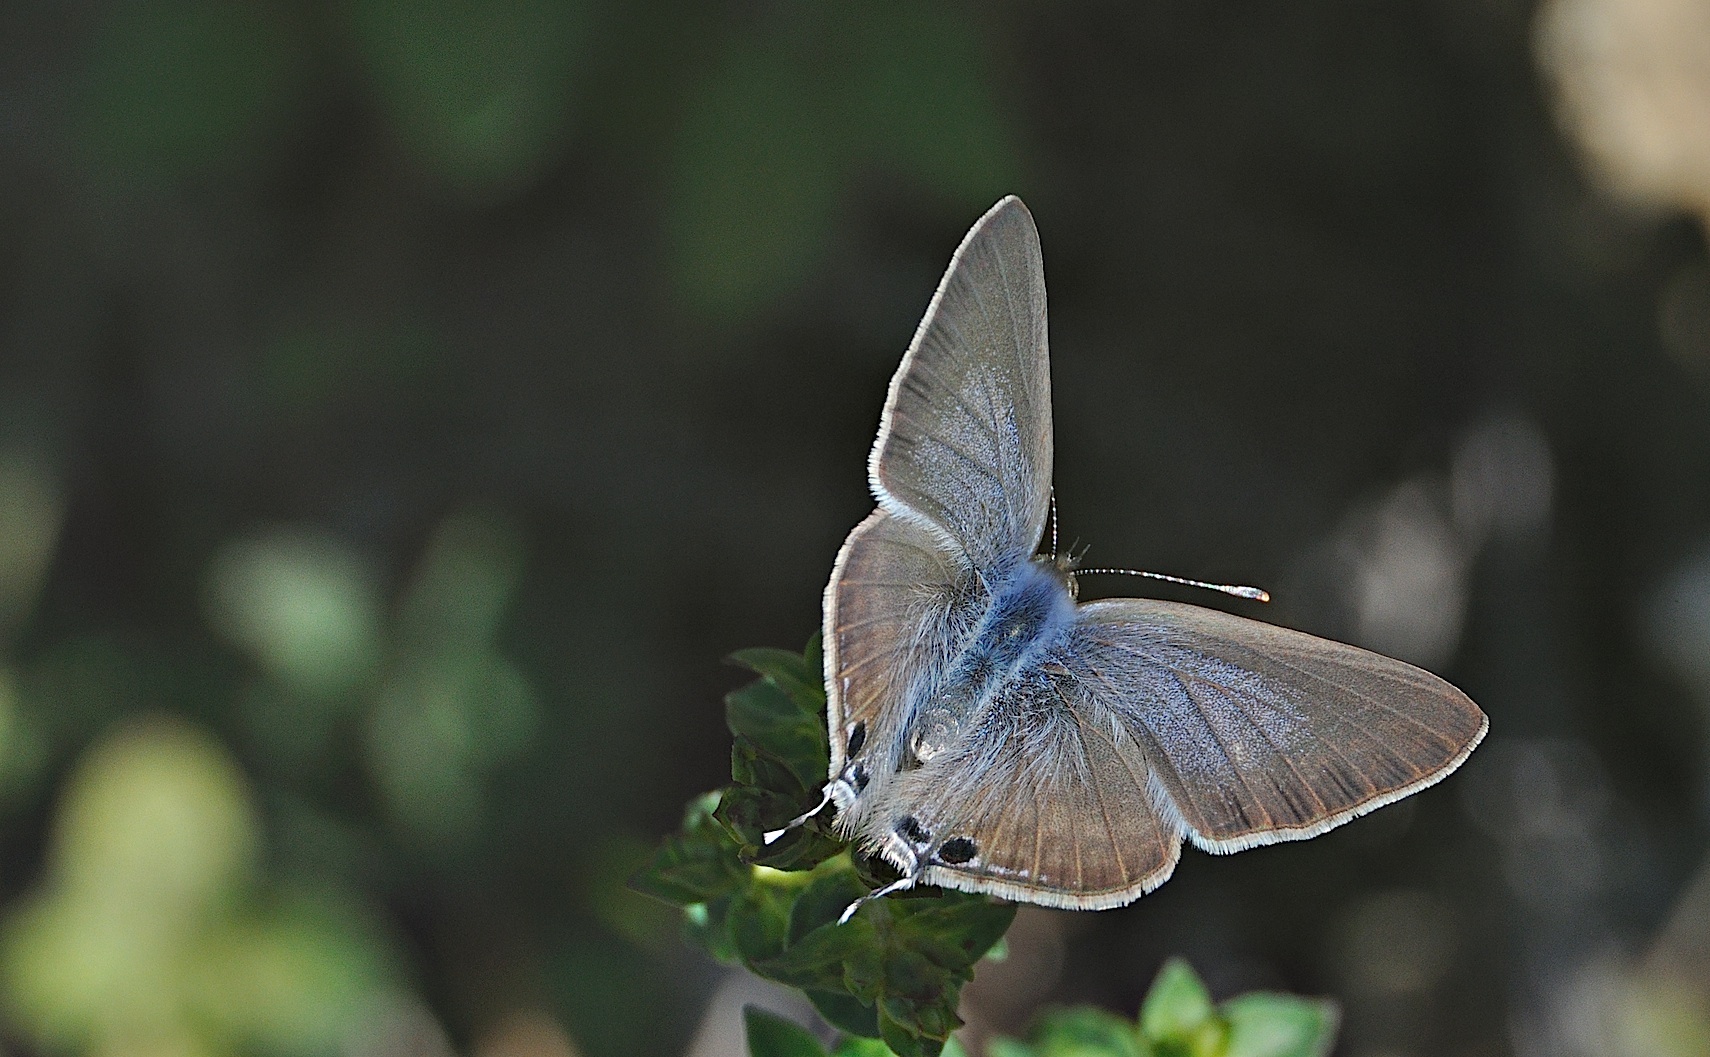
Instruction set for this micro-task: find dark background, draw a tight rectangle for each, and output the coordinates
[1,1,1708,1055]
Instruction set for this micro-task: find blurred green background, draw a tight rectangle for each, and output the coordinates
[2,0,1709,1055]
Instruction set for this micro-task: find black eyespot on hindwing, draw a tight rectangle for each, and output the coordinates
[846,721,866,756]
[851,762,870,792]
[937,837,978,865]
[898,816,930,845]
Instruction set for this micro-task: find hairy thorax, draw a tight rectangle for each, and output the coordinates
[904,557,1076,765]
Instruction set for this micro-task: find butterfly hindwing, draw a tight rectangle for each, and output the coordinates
[882,665,1181,909]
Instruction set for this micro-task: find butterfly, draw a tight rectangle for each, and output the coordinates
[781,196,1487,918]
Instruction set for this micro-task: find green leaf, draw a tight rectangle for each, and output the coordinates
[1221,994,1338,1057]
[811,989,881,1040]
[1025,1006,1147,1057]
[788,865,870,945]
[717,637,835,855]
[887,896,1016,970]
[753,864,872,989]
[729,646,825,710]
[985,1040,1039,1057]
[730,869,818,966]
[724,674,816,741]
[744,1006,828,1057]
[879,998,935,1057]
[1140,960,1218,1048]
[820,889,1014,1057]
[714,778,842,871]
[629,792,745,907]
[725,678,828,792]
[804,633,826,684]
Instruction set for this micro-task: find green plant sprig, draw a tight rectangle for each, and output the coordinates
[632,635,1013,1056]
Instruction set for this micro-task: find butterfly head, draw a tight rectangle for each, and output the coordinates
[1036,543,1086,600]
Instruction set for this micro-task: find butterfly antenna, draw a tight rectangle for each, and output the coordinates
[1075,567,1271,602]
[838,870,920,925]
[762,784,834,844]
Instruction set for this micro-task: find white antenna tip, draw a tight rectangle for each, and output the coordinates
[1076,567,1271,603]
[762,828,787,845]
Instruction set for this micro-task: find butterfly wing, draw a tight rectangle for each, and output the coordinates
[823,508,977,784]
[868,195,1052,569]
[1068,598,1488,853]
[886,667,1181,909]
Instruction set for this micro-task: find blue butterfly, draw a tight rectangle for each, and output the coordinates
[782,197,1486,918]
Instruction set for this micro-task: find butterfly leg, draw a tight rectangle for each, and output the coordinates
[837,814,937,923]
[762,783,836,844]
[838,869,920,925]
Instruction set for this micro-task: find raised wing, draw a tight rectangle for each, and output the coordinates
[822,509,977,788]
[868,196,1052,569]
[872,665,1180,909]
[1069,599,1488,852]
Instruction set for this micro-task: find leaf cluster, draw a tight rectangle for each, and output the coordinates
[740,958,1335,1057]
[990,959,1337,1057]
[631,637,1015,1057]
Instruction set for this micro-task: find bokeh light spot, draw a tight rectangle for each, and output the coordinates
[205,529,383,699]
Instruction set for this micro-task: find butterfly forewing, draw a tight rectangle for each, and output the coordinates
[1069,599,1488,852]
[869,196,1052,569]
